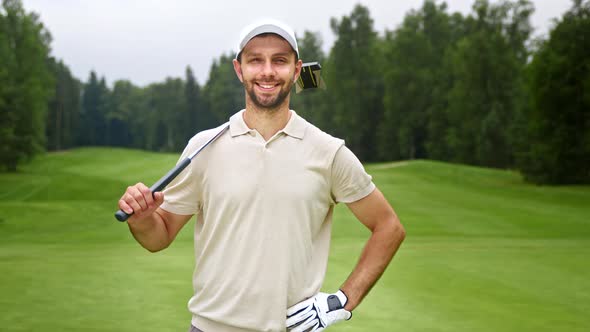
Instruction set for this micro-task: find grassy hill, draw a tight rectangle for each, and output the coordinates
[1,148,588,331]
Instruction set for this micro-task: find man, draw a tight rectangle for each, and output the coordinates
[118,19,405,332]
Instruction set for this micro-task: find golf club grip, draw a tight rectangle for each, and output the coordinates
[114,158,192,222]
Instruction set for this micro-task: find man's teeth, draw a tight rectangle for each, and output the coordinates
[260,84,275,89]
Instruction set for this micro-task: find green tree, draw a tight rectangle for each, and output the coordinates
[0,0,53,171]
[46,58,81,151]
[0,5,16,168]
[144,78,186,151]
[518,0,590,183]
[79,71,109,146]
[108,79,141,147]
[445,0,532,167]
[185,66,216,136]
[204,53,243,123]
[185,66,199,139]
[326,4,383,161]
[379,1,455,161]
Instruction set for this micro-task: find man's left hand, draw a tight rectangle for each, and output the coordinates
[286,290,352,331]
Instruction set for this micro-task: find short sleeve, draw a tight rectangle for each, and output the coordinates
[330,145,375,203]
[160,140,202,216]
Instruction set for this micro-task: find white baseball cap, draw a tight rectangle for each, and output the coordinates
[235,19,299,60]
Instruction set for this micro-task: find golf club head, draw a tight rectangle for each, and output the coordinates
[296,62,325,93]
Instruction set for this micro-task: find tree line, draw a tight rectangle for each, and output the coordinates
[1,0,589,184]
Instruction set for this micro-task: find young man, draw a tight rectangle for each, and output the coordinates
[118,19,405,332]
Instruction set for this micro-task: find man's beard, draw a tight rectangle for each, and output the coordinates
[245,78,294,111]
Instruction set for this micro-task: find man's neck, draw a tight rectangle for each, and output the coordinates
[243,104,291,141]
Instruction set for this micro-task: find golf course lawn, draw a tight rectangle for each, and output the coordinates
[1,148,588,331]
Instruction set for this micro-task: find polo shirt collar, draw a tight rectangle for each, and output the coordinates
[229,109,307,139]
[229,109,251,137]
[281,110,306,139]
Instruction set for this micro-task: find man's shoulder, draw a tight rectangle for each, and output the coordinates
[300,117,343,147]
[188,123,229,145]
[181,123,230,155]
[295,115,344,158]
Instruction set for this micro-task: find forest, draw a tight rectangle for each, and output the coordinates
[1,0,589,184]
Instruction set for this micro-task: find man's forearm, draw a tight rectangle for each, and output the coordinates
[127,210,172,252]
[340,217,405,311]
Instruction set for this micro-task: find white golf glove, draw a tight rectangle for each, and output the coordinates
[286,290,352,332]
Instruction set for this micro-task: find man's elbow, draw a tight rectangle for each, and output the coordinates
[141,241,171,253]
[397,222,406,242]
[389,215,406,243]
[145,246,164,253]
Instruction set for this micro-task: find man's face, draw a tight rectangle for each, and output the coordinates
[233,34,302,111]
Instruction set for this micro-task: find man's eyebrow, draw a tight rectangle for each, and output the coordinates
[272,53,292,57]
[243,51,260,57]
[243,52,292,58]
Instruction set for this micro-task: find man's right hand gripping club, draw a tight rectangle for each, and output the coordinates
[286,290,352,331]
[118,183,164,223]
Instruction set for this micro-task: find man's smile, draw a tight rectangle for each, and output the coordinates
[256,82,280,91]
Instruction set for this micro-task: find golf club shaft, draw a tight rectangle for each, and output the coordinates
[114,124,229,222]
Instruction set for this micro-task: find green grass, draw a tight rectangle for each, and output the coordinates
[1,148,589,331]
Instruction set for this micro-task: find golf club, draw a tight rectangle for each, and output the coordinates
[114,123,230,222]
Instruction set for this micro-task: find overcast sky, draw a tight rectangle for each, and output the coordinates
[22,0,572,86]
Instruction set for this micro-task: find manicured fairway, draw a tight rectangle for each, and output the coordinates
[1,148,588,331]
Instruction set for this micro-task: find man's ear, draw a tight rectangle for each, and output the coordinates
[233,59,244,83]
[293,59,303,83]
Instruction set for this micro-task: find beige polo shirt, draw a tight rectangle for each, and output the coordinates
[161,110,375,332]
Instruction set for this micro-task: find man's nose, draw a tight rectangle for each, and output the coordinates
[261,60,275,77]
